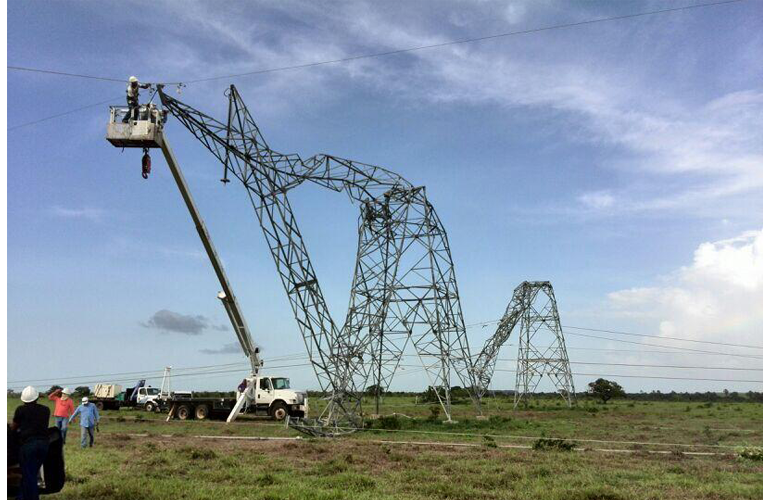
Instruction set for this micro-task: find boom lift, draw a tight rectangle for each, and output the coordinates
[107,103,295,423]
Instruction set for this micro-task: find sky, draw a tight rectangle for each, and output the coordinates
[7,0,763,395]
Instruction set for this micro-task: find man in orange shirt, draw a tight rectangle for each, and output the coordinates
[48,387,75,444]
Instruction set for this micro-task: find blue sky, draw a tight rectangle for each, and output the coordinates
[7,1,762,394]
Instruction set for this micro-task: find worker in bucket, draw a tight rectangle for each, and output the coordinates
[47,387,75,444]
[10,386,50,500]
[68,397,100,449]
[123,76,150,123]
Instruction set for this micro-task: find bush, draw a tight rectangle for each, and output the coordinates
[378,415,401,430]
[737,447,762,461]
[532,438,576,451]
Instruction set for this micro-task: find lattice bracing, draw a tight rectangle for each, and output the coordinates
[158,85,480,432]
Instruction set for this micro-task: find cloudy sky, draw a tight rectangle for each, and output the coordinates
[7,1,762,394]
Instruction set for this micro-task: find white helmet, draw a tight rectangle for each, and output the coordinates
[82,397,89,403]
[62,387,72,395]
[21,386,39,403]
[129,76,138,83]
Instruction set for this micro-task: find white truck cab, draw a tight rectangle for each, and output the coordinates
[252,375,307,420]
[134,387,161,410]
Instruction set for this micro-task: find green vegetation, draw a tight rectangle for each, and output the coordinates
[7,395,762,499]
[588,378,626,404]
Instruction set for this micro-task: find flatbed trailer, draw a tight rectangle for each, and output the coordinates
[165,384,307,422]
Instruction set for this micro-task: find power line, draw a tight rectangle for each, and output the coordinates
[7,0,749,131]
[9,0,747,86]
[7,362,316,390]
[563,331,762,360]
[180,0,749,84]
[469,321,762,352]
[8,95,121,131]
[536,346,762,357]
[7,66,125,83]
[563,325,762,350]
[491,367,761,383]
[492,359,762,371]
[7,356,310,387]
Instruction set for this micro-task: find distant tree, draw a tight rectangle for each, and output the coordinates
[365,384,384,397]
[588,378,625,404]
[75,386,91,396]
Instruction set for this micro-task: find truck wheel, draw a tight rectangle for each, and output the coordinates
[271,402,288,421]
[194,404,210,420]
[95,402,104,411]
[144,402,156,412]
[176,404,192,421]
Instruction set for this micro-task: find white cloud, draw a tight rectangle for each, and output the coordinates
[607,230,762,347]
[129,1,760,218]
[578,191,615,210]
[49,206,106,222]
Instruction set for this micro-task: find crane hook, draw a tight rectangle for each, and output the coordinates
[141,148,151,179]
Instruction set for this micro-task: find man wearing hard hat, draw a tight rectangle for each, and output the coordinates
[69,396,100,449]
[47,387,75,444]
[10,386,50,500]
[122,75,151,123]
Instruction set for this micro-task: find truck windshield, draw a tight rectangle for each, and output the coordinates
[271,378,290,390]
[146,388,160,395]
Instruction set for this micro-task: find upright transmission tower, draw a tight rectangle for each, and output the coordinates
[471,281,575,407]
[513,282,575,407]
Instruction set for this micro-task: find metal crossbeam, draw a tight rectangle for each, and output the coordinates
[472,281,576,407]
[158,85,480,433]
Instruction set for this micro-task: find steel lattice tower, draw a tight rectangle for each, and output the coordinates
[513,282,575,408]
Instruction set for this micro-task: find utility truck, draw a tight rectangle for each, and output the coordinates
[91,380,162,411]
[165,375,307,421]
[107,96,308,424]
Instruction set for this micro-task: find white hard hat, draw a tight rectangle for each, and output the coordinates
[21,386,39,403]
[62,387,72,395]
[129,76,138,83]
[82,396,89,403]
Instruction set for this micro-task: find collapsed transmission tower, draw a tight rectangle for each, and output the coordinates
[157,85,480,434]
[471,281,575,407]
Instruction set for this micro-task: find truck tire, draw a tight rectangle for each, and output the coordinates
[270,402,289,421]
[144,402,156,412]
[95,402,104,411]
[176,404,192,421]
[194,404,210,420]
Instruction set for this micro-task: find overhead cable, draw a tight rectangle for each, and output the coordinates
[563,325,762,349]
[7,0,750,131]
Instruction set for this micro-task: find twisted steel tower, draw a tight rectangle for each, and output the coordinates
[472,281,575,407]
[158,85,479,434]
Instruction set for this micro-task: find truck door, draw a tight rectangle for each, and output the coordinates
[255,377,273,405]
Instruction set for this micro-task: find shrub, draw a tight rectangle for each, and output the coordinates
[532,438,576,451]
[737,447,762,461]
[378,415,401,430]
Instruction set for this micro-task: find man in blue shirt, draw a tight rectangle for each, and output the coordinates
[68,397,100,449]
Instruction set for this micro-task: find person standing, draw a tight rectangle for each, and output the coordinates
[11,386,50,500]
[47,388,75,444]
[122,76,150,123]
[68,397,100,449]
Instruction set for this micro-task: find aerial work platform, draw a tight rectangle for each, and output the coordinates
[106,104,166,148]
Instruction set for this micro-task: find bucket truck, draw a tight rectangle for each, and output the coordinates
[106,101,307,422]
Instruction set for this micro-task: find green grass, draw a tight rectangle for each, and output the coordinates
[8,396,762,499]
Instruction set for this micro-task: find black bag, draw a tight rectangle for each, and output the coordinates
[7,426,66,496]
[40,427,65,494]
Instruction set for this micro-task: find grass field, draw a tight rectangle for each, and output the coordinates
[7,396,762,499]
